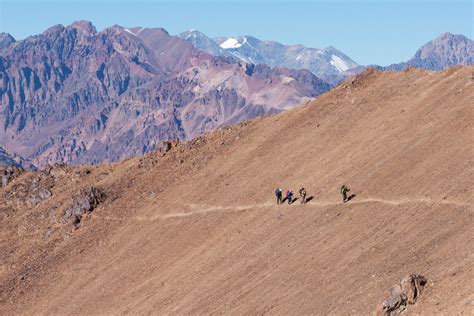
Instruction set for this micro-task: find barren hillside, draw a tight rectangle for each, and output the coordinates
[1,66,473,315]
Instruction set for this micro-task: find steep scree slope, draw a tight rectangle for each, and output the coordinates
[0,66,473,314]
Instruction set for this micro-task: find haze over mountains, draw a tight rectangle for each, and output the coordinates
[180,30,361,85]
[181,30,473,83]
[0,21,329,167]
[0,21,472,169]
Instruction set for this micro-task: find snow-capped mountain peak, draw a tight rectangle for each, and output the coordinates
[220,38,242,49]
[330,55,350,72]
[178,29,233,57]
[181,31,361,85]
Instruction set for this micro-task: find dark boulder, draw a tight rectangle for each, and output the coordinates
[1,166,23,188]
[63,187,105,226]
[377,274,427,315]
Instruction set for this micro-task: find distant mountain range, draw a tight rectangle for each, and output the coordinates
[0,21,329,167]
[180,30,473,82]
[0,21,472,168]
[380,33,473,71]
[179,30,362,85]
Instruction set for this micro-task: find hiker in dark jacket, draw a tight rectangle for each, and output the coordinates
[287,190,293,205]
[275,187,283,205]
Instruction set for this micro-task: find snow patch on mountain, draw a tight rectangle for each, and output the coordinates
[123,28,136,36]
[330,55,349,72]
[280,75,295,84]
[181,30,361,85]
[220,38,242,49]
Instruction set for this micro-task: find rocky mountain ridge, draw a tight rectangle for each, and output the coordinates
[0,21,330,167]
[381,33,473,71]
[0,146,36,170]
[180,30,361,85]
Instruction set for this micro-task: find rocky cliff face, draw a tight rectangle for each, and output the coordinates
[0,146,36,170]
[0,146,21,168]
[382,33,473,71]
[0,21,330,167]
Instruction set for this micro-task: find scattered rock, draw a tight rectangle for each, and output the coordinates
[1,166,23,188]
[28,188,52,206]
[37,188,52,200]
[63,187,105,226]
[400,274,426,304]
[75,169,91,176]
[44,163,68,178]
[377,274,427,315]
[161,141,172,152]
[161,140,181,153]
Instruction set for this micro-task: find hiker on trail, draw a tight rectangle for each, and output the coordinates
[287,190,293,205]
[299,187,307,204]
[275,187,283,205]
[341,184,350,203]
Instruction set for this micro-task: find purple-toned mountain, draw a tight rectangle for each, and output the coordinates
[0,145,36,170]
[382,33,473,71]
[0,21,330,167]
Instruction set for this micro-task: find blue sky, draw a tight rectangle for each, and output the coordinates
[0,0,472,65]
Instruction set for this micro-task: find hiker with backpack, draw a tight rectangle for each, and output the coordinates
[340,184,350,203]
[275,187,283,205]
[286,190,293,205]
[299,187,307,204]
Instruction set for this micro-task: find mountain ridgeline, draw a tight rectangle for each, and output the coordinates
[380,33,473,71]
[0,146,36,170]
[180,30,473,81]
[0,21,330,167]
[179,30,362,85]
[0,22,472,169]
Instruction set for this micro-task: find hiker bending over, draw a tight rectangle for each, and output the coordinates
[275,187,283,205]
[340,184,350,203]
[299,187,307,204]
[287,190,293,205]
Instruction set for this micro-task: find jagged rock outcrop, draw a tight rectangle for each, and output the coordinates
[0,33,15,49]
[63,187,105,226]
[2,171,53,207]
[0,146,36,170]
[377,274,427,315]
[1,165,23,188]
[0,21,330,167]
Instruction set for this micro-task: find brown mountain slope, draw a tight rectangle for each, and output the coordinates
[1,66,473,314]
